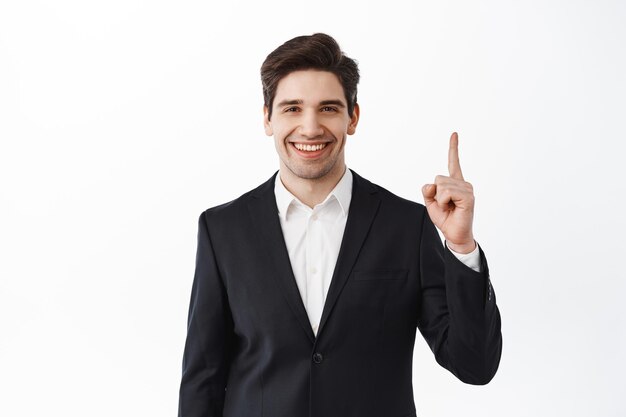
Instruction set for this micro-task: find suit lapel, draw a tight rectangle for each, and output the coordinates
[317,169,380,337]
[248,171,316,344]
[247,168,381,344]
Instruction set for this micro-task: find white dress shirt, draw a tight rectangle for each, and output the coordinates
[274,166,481,336]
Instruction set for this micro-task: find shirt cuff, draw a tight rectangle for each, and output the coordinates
[445,240,482,273]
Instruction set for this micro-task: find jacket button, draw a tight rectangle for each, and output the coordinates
[312,352,323,363]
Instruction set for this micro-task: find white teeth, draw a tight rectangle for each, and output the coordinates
[293,143,327,152]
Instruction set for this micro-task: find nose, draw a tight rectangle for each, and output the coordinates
[298,111,325,138]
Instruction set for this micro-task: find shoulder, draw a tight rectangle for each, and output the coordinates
[353,169,426,217]
[199,171,277,225]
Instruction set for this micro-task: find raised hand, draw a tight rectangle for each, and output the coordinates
[421,132,476,254]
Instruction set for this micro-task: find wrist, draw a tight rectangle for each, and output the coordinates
[446,239,476,254]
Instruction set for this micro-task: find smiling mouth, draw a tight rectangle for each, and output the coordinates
[292,142,328,152]
[289,141,330,158]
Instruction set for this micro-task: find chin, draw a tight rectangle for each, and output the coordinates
[299,165,337,180]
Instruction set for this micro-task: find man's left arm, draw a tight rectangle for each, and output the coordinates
[418,132,502,384]
[417,211,502,384]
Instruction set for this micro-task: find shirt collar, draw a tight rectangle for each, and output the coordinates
[274,166,353,222]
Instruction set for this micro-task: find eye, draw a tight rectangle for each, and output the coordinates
[284,107,299,112]
[321,106,338,112]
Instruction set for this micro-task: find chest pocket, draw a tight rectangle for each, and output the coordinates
[353,268,408,281]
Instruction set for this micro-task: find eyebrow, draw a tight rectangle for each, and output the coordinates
[276,99,346,108]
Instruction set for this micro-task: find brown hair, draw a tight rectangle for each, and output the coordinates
[260,33,360,121]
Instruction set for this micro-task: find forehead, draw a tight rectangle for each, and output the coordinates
[274,70,345,105]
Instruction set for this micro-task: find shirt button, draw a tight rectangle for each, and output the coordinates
[313,352,323,363]
[311,214,318,221]
[311,267,317,274]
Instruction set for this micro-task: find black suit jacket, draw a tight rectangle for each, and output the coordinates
[178,168,502,417]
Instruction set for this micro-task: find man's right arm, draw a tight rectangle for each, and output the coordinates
[178,211,235,417]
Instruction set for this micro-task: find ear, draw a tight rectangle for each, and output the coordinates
[263,105,273,136]
[347,102,360,135]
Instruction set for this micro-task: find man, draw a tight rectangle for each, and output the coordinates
[178,33,502,417]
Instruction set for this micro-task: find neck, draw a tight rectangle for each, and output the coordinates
[279,163,346,209]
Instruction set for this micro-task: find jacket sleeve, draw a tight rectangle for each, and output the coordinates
[416,209,502,385]
[178,211,235,416]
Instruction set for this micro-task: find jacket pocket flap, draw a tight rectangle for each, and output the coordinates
[354,268,408,281]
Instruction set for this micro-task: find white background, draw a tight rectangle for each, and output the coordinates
[1,0,625,416]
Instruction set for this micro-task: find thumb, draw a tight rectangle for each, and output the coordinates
[422,184,436,204]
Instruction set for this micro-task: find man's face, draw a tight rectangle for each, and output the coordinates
[263,70,359,181]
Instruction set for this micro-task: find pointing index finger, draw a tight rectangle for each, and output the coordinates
[448,131,464,180]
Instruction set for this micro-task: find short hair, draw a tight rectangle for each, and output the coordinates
[260,33,360,121]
